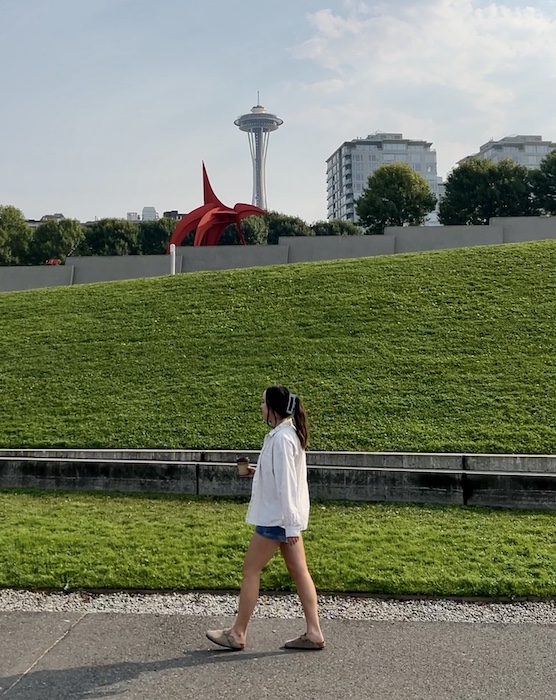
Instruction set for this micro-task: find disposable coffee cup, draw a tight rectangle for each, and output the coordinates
[236,456,250,477]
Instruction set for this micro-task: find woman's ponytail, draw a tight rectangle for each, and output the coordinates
[293,396,309,449]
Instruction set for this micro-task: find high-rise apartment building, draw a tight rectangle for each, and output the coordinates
[326,132,441,222]
[458,135,556,169]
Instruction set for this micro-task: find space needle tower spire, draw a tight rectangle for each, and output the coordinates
[234,95,283,210]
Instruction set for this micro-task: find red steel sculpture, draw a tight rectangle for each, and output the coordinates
[166,164,265,251]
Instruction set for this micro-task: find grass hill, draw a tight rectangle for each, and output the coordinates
[1,240,555,453]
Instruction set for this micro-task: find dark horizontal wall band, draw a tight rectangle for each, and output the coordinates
[1,456,556,510]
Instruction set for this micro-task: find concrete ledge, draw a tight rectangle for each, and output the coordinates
[0,449,463,471]
[0,449,203,462]
[466,455,556,473]
[306,452,462,470]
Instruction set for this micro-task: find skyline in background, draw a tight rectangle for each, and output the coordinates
[1,0,556,223]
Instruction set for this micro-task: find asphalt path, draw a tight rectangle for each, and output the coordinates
[1,612,555,699]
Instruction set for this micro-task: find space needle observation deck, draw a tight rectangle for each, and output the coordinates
[234,102,283,210]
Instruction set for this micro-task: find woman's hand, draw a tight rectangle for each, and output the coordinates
[287,536,299,546]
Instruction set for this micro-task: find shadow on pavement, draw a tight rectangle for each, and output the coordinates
[1,648,294,698]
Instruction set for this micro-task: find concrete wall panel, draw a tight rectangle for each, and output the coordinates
[0,266,73,293]
[283,236,395,263]
[177,245,289,272]
[464,473,556,509]
[491,216,556,243]
[197,463,254,497]
[307,451,462,470]
[0,459,197,495]
[385,226,504,253]
[67,256,172,284]
[466,455,556,473]
[307,467,463,504]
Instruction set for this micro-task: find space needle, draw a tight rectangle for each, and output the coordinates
[234,97,283,210]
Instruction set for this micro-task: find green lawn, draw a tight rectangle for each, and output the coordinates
[1,240,556,452]
[1,491,554,597]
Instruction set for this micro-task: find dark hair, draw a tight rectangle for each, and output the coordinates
[264,385,309,449]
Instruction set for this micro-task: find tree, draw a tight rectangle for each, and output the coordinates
[355,163,437,234]
[139,218,176,255]
[439,158,537,225]
[28,218,85,264]
[265,211,313,245]
[531,150,556,215]
[240,215,268,245]
[0,205,33,265]
[219,216,269,245]
[311,219,363,236]
[76,218,141,256]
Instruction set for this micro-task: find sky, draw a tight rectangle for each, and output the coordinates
[1,0,556,224]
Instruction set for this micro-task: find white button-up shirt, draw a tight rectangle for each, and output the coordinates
[245,419,310,538]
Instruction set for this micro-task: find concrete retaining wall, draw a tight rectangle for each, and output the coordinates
[177,245,289,272]
[3,216,556,293]
[491,216,556,243]
[0,265,74,292]
[2,450,556,510]
[384,225,504,253]
[66,255,175,284]
[281,235,395,263]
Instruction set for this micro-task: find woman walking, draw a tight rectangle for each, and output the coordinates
[206,385,325,651]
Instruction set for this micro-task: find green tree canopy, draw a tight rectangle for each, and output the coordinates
[139,218,176,255]
[439,158,537,225]
[219,215,269,245]
[355,163,437,234]
[265,211,313,245]
[531,150,556,216]
[311,220,363,236]
[28,218,85,264]
[0,205,33,265]
[77,218,141,256]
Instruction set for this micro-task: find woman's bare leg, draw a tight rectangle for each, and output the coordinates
[229,533,279,645]
[280,537,324,643]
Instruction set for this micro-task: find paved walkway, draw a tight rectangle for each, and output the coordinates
[1,611,555,699]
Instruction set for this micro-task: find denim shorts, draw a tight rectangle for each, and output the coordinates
[255,525,288,543]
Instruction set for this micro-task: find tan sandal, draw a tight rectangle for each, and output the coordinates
[284,633,325,650]
[206,628,245,651]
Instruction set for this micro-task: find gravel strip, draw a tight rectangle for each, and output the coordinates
[1,590,555,624]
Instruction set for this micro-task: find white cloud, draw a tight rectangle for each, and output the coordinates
[291,1,556,176]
